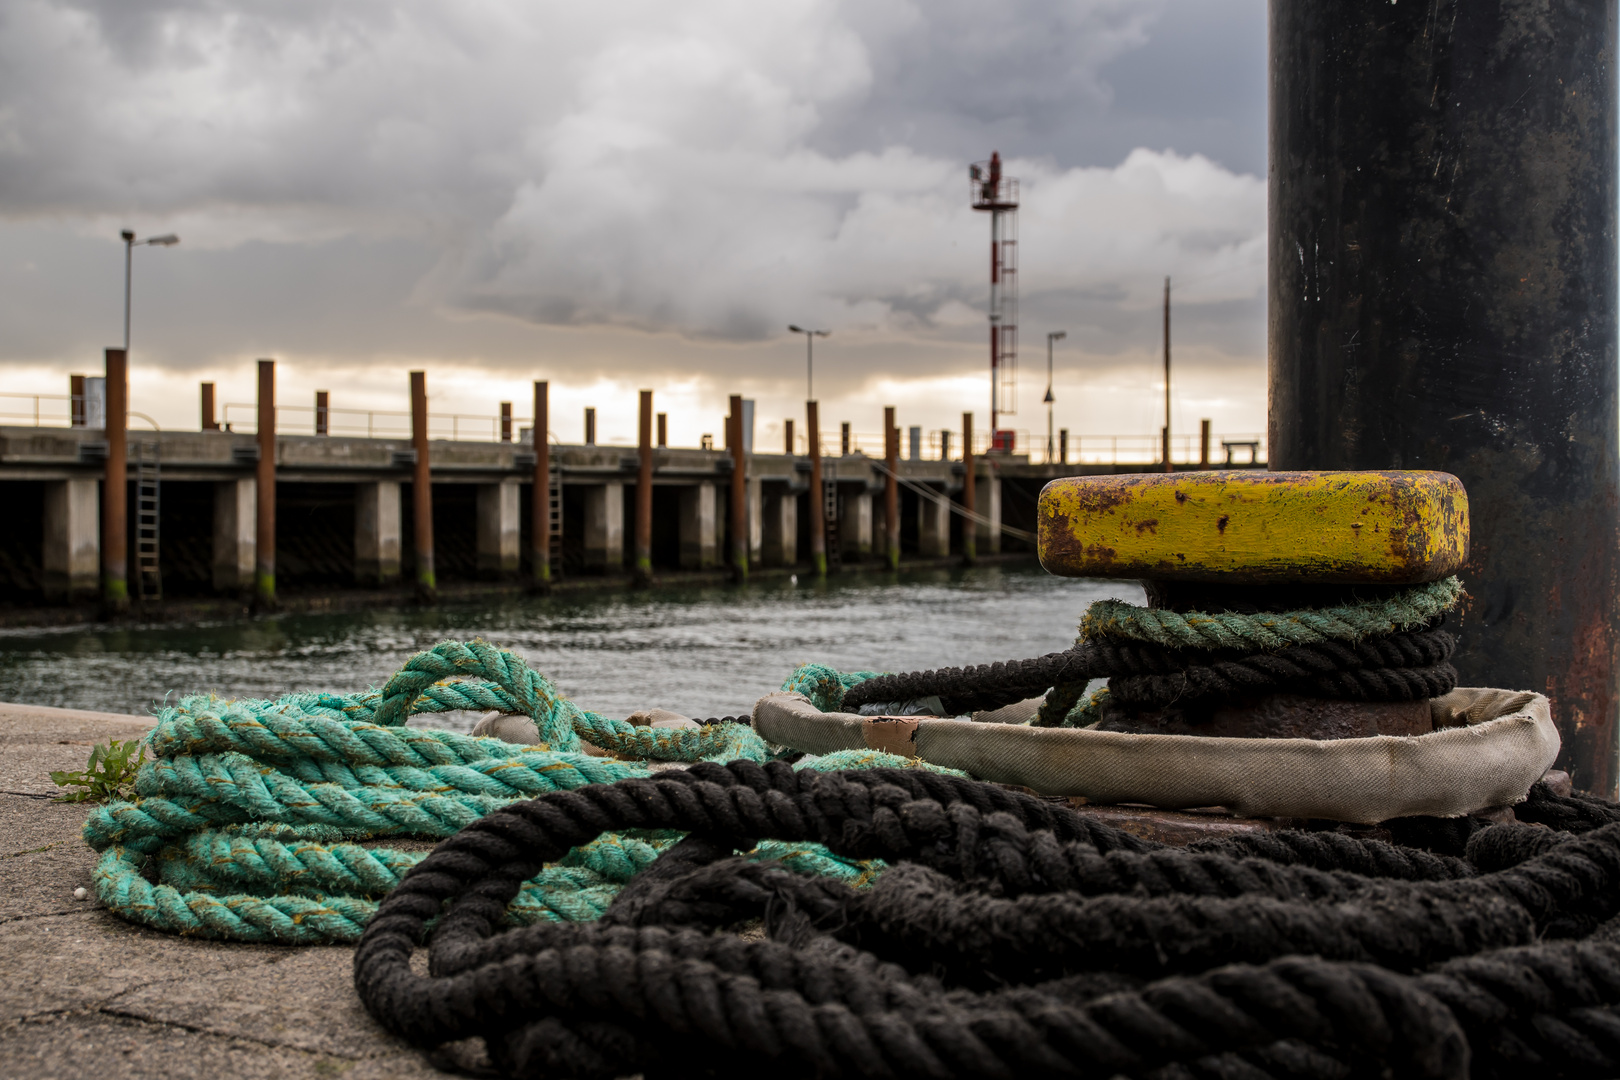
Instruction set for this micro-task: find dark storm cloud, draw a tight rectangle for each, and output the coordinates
[0,0,1266,378]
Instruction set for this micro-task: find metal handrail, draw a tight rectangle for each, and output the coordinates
[220,402,536,441]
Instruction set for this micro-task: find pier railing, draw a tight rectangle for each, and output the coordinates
[220,402,533,442]
[4,390,1264,465]
[0,392,161,431]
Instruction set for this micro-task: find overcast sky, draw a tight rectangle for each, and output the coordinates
[0,0,1267,449]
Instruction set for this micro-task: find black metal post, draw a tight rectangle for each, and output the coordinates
[1269,1,1619,793]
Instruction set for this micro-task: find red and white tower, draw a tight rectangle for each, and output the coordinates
[971,152,1018,449]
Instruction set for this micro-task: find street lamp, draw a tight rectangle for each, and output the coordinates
[1045,330,1066,464]
[122,230,180,351]
[787,324,830,401]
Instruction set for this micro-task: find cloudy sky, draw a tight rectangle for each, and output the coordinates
[0,0,1266,452]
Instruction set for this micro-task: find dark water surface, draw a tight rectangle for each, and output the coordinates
[0,566,1141,726]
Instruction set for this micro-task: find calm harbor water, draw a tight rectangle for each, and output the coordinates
[0,566,1141,726]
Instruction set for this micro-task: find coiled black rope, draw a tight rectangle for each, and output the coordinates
[839,626,1457,718]
[354,763,1620,1079]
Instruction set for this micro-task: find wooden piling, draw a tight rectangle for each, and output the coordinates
[635,389,654,585]
[410,371,436,599]
[962,412,976,564]
[500,402,512,443]
[1200,419,1211,467]
[657,413,667,448]
[255,359,277,609]
[200,382,217,431]
[884,406,899,570]
[315,390,329,436]
[532,381,551,589]
[1059,427,1069,466]
[728,395,747,581]
[807,401,825,576]
[585,407,596,445]
[784,419,794,455]
[101,348,128,611]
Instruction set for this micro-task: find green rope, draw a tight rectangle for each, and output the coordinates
[86,639,879,944]
[1079,576,1463,651]
[780,663,885,712]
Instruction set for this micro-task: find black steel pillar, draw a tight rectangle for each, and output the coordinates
[1269,2,1619,794]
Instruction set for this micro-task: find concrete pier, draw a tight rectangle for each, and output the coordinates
[678,483,718,569]
[974,476,1002,555]
[1,395,1256,609]
[840,489,872,559]
[917,485,950,558]
[583,482,624,572]
[746,476,762,568]
[41,479,98,601]
[761,486,797,567]
[211,479,256,592]
[353,481,400,587]
[475,480,520,579]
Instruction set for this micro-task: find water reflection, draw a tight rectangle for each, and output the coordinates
[0,566,1141,725]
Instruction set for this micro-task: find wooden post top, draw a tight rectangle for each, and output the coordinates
[1038,470,1468,584]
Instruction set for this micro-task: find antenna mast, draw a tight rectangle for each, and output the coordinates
[970,153,1019,449]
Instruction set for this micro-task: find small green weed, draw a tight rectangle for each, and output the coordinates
[50,738,146,803]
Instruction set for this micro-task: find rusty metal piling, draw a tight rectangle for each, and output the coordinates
[410,371,435,600]
[531,381,551,589]
[807,401,825,575]
[728,395,747,581]
[962,411,976,564]
[635,389,654,585]
[254,359,277,609]
[101,348,128,612]
[884,406,899,570]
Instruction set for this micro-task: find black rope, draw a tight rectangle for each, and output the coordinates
[839,627,1456,718]
[354,763,1620,1079]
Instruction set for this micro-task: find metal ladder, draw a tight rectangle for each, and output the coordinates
[823,461,840,571]
[133,439,162,601]
[548,449,563,575]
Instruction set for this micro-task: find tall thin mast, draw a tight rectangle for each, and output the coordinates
[1163,276,1172,473]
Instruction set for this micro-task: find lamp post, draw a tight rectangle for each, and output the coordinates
[787,324,830,402]
[121,230,180,351]
[1045,330,1066,464]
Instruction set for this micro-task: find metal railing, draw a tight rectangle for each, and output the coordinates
[0,392,72,427]
[0,392,160,429]
[220,403,534,441]
[2,389,1264,464]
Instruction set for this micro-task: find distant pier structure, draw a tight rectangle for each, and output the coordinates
[0,367,1263,611]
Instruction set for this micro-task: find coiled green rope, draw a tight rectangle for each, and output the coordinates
[87,639,900,944]
[1080,576,1463,651]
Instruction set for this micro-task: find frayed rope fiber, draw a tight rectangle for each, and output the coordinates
[354,765,1620,1079]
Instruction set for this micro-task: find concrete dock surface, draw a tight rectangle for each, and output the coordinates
[0,702,455,1080]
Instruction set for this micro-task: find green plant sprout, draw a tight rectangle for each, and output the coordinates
[50,738,146,803]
